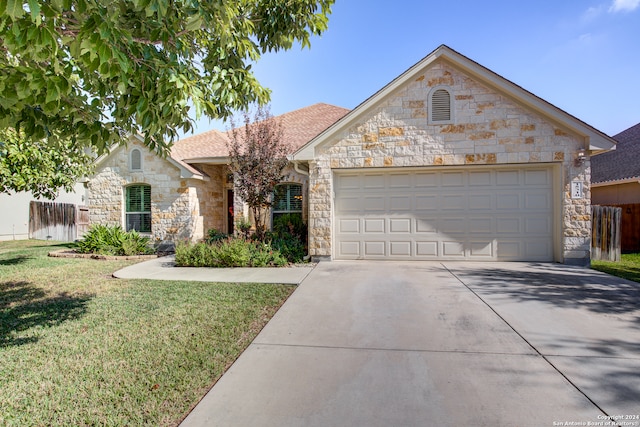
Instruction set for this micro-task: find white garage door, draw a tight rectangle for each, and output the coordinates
[334,166,555,261]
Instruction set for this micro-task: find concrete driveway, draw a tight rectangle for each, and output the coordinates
[180,261,640,427]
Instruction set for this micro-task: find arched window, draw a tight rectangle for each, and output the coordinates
[428,87,453,124]
[130,149,142,171]
[272,183,303,224]
[125,184,151,232]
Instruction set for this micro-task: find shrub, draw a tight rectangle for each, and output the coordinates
[270,214,307,263]
[206,229,228,245]
[76,225,154,256]
[175,238,288,267]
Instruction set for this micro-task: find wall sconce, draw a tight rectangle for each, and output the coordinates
[574,148,586,166]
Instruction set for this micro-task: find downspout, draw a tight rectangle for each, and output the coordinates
[292,160,311,261]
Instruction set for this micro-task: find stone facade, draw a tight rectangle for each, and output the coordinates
[88,140,226,245]
[307,61,592,264]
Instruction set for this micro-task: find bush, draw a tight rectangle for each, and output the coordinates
[206,229,228,245]
[269,214,307,263]
[76,225,154,256]
[174,238,288,268]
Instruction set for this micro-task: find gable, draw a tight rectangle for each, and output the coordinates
[293,45,616,161]
[94,135,205,180]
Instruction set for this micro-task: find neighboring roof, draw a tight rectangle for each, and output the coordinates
[171,103,349,163]
[592,122,640,185]
[293,44,617,161]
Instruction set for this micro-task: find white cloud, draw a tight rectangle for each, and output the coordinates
[582,5,605,22]
[609,0,640,12]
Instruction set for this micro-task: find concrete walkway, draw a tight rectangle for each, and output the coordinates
[113,255,314,285]
[179,261,640,427]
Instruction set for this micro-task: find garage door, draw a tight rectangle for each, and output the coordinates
[334,166,555,261]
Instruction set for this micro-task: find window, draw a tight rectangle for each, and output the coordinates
[428,86,453,124]
[272,184,303,224]
[126,185,151,232]
[130,149,142,171]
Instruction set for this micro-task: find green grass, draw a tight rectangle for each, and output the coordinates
[591,252,640,283]
[0,240,295,426]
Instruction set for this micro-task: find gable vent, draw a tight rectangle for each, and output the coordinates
[431,89,451,122]
[130,149,142,171]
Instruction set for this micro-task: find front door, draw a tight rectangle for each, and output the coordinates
[227,189,234,234]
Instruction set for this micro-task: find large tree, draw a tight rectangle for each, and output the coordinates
[0,128,93,199]
[0,0,334,191]
[227,105,289,240]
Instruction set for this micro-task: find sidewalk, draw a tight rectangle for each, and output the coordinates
[112,255,315,285]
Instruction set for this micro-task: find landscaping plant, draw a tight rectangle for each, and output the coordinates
[75,224,154,256]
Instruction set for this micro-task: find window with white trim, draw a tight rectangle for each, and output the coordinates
[428,86,453,124]
[125,185,151,232]
[130,148,142,171]
[272,183,303,224]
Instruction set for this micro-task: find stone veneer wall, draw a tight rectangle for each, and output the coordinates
[88,142,226,244]
[308,61,591,264]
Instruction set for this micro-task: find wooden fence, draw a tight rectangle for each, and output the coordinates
[610,203,640,253]
[591,205,622,262]
[29,201,88,242]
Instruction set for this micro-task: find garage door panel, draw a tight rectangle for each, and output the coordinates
[334,167,554,261]
[416,218,437,233]
[496,218,521,234]
[525,193,550,210]
[364,219,385,233]
[525,169,551,185]
[363,196,385,211]
[468,218,493,233]
[339,241,360,257]
[496,170,520,185]
[339,218,360,233]
[390,195,412,211]
[390,241,411,256]
[415,172,438,187]
[363,174,385,189]
[390,218,411,233]
[469,170,492,186]
[416,241,438,256]
[468,194,493,210]
[443,241,465,257]
[336,196,361,213]
[440,218,466,233]
[442,194,465,209]
[415,195,438,210]
[470,241,493,257]
[442,172,465,186]
[364,241,385,256]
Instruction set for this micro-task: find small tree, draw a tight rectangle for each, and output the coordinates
[228,106,290,241]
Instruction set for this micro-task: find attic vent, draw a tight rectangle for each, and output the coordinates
[130,149,142,171]
[430,89,451,122]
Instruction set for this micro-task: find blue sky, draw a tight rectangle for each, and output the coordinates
[188,0,640,138]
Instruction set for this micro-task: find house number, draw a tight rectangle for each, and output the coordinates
[571,181,583,199]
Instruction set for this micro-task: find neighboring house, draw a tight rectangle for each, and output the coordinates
[0,185,88,241]
[88,103,349,245]
[291,45,614,265]
[89,45,616,265]
[591,122,640,205]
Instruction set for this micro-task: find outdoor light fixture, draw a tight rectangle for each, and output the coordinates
[574,148,586,166]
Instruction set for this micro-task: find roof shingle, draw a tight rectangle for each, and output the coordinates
[592,122,640,184]
[171,103,349,162]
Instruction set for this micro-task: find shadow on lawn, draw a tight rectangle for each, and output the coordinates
[0,255,32,266]
[0,281,91,347]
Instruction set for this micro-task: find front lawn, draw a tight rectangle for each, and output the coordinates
[591,252,640,283]
[0,240,294,426]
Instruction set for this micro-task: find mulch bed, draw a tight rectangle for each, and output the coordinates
[48,249,159,261]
